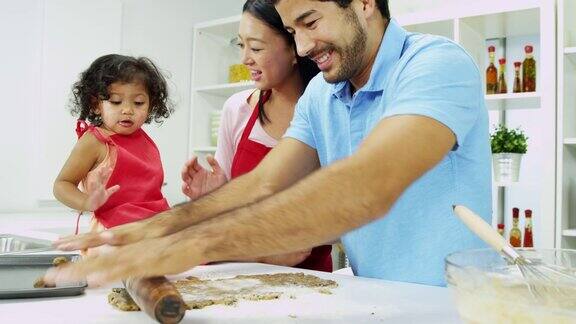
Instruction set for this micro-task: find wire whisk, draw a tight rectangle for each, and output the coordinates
[453,205,576,301]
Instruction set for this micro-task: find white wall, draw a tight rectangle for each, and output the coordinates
[0,0,44,211]
[0,0,243,212]
[118,0,243,206]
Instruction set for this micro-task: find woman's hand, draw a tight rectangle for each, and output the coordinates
[181,155,227,200]
[82,167,120,211]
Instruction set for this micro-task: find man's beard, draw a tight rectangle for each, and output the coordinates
[323,10,367,84]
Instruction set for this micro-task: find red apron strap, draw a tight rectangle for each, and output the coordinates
[75,120,113,145]
[239,90,271,142]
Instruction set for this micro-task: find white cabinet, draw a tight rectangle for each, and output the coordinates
[556,0,576,249]
[398,0,556,247]
[189,15,254,157]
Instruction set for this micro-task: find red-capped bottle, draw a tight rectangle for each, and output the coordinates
[513,61,522,93]
[486,46,498,94]
[497,58,507,94]
[522,45,536,92]
[509,208,522,247]
[497,223,505,237]
[523,209,534,248]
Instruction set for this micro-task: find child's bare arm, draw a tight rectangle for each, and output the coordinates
[53,133,109,211]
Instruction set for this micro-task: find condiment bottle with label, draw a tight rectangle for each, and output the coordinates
[497,58,507,94]
[523,209,534,248]
[486,46,498,94]
[509,207,522,247]
[522,45,536,92]
[513,61,522,93]
[497,223,505,237]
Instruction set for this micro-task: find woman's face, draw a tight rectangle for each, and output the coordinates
[238,12,297,90]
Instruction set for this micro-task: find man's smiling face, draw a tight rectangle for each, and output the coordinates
[275,0,368,84]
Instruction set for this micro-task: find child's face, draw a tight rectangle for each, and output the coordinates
[95,82,150,135]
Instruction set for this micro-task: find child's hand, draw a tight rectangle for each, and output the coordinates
[181,155,227,201]
[83,167,120,211]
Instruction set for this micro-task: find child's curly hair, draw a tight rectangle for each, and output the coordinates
[70,54,173,125]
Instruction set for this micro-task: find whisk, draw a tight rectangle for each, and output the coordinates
[453,205,576,301]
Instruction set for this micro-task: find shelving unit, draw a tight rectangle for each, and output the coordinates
[484,92,541,110]
[397,0,555,248]
[195,81,255,97]
[556,0,576,249]
[564,229,576,237]
[564,138,576,145]
[189,15,245,158]
[188,0,556,247]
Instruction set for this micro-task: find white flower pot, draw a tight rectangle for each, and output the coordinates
[492,153,523,182]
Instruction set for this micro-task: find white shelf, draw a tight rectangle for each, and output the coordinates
[192,146,217,153]
[195,15,241,37]
[557,0,576,249]
[459,7,540,39]
[566,47,576,64]
[494,181,520,187]
[195,82,255,97]
[563,229,576,237]
[484,92,540,110]
[564,138,576,145]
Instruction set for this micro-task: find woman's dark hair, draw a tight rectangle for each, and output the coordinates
[70,54,173,125]
[243,0,320,124]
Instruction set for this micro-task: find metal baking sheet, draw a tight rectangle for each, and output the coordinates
[0,254,87,299]
[0,234,52,253]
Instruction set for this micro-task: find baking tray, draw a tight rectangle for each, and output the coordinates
[0,254,87,299]
[0,234,52,253]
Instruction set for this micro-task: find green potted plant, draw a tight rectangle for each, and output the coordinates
[490,124,528,182]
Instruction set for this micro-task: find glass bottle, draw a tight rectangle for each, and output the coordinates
[497,58,507,94]
[513,61,522,93]
[522,45,536,92]
[523,209,534,248]
[509,207,522,247]
[486,46,498,94]
[497,223,505,237]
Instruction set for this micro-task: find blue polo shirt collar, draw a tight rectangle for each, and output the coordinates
[331,18,407,97]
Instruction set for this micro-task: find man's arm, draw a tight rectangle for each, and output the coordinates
[186,115,456,263]
[54,138,320,249]
[45,115,456,285]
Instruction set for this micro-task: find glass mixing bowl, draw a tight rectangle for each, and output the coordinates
[445,248,576,324]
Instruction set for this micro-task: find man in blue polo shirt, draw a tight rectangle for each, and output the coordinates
[46,0,490,288]
[277,0,491,285]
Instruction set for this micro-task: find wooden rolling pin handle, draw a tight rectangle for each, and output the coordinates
[124,276,186,324]
[453,205,506,252]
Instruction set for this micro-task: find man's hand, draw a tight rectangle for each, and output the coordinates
[82,167,120,211]
[45,234,200,287]
[181,155,227,201]
[54,216,165,251]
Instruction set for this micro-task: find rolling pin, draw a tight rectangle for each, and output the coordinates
[124,276,187,324]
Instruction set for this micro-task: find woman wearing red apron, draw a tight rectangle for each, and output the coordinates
[182,0,332,272]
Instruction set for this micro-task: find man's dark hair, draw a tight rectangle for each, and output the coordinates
[320,0,390,19]
[272,0,390,19]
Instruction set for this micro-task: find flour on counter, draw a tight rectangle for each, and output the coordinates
[173,272,338,310]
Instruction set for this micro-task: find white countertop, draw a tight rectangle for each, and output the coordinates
[0,212,463,323]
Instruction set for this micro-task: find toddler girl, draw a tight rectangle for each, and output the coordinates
[53,54,173,232]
